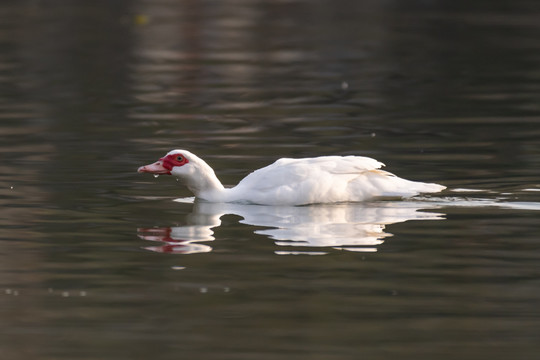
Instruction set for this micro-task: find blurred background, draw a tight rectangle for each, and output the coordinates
[1,0,540,359]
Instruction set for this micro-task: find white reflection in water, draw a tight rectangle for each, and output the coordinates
[138,199,444,255]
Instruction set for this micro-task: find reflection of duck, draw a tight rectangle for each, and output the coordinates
[138,200,444,255]
[137,227,213,254]
[138,150,445,205]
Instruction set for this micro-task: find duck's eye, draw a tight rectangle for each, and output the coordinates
[176,155,184,162]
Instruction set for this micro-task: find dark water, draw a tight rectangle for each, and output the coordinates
[2,0,540,359]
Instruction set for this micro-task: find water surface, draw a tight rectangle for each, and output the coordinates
[2,1,540,359]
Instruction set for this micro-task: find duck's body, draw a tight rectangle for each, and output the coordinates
[138,150,445,206]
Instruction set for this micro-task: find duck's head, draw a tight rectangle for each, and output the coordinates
[138,150,224,197]
[137,149,193,176]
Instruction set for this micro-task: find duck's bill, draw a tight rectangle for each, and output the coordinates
[137,161,171,175]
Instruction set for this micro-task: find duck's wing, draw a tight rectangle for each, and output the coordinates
[229,156,389,205]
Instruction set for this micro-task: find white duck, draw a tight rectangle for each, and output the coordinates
[138,149,445,206]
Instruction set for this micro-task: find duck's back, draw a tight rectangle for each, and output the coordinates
[223,156,445,205]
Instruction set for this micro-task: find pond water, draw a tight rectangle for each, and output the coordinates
[2,0,540,359]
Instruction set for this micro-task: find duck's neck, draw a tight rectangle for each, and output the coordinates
[179,159,226,202]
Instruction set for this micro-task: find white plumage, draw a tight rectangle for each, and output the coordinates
[138,149,445,206]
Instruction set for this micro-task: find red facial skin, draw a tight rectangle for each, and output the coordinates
[137,153,189,175]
